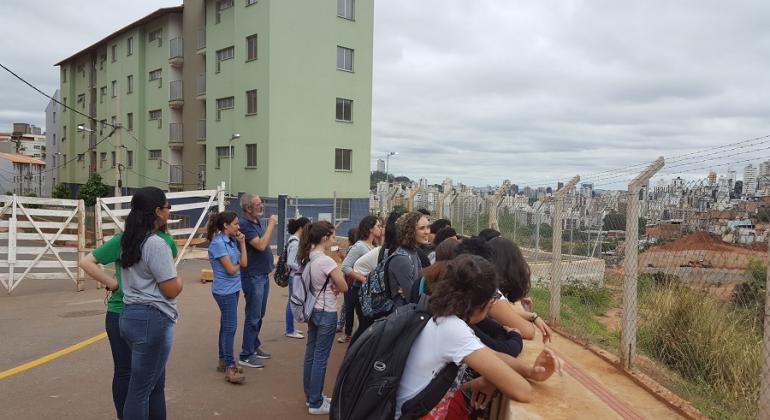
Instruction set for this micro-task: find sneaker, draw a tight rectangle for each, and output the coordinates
[239,355,265,368]
[225,366,245,384]
[285,331,305,339]
[217,359,244,373]
[308,398,331,415]
[337,335,351,343]
[305,395,331,406]
[254,348,272,359]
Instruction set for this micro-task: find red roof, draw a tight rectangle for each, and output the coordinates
[0,153,45,165]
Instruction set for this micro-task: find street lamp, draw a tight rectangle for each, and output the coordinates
[76,124,93,133]
[228,133,240,197]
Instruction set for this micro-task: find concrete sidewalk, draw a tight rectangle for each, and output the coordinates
[0,258,690,419]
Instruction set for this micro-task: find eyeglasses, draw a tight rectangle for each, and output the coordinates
[490,290,503,303]
[159,204,172,210]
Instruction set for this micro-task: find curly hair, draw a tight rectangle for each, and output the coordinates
[395,211,427,249]
[120,187,167,268]
[488,237,531,302]
[429,254,499,321]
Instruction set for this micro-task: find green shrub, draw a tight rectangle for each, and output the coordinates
[732,260,766,329]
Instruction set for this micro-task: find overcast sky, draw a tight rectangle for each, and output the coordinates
[2,0,769,188]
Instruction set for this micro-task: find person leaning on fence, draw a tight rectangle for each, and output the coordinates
[285,217,310,339]
[338,216,383,344]
[487,237,553,343]
[118,187,183,420]
[395,255,561,419]
[79,202,178,420]
[238,194,278,368]
[298,221,348,415]
[206,211,248,384]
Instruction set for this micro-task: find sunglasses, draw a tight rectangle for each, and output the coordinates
[159,204,172,210]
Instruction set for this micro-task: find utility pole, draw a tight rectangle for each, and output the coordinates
[114,98,123,209]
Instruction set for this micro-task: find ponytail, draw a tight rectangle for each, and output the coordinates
[298,221,335,266]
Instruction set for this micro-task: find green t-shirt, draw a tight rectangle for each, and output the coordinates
[93,231,178,313]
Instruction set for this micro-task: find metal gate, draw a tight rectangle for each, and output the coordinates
[95,183,225,265]
[0,194,86,294]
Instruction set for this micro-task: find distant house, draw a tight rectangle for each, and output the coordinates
[0,152,46,196]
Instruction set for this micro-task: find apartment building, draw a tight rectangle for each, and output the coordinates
[56,0,373,221]
[44,90,61,196]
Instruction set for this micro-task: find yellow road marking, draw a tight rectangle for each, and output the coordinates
[0,332,107,379]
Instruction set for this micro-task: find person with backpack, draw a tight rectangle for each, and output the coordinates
[388,211,431,307]
[283,217,310,339]
[206,211,248,384]
[338,216,383,343]
[298,221,348,415]
[331,255,561,420]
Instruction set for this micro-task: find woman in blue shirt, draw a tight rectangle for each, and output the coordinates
[207,211,248,384]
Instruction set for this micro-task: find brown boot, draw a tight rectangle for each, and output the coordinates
[218,359,244,373]
[225,366,245,384]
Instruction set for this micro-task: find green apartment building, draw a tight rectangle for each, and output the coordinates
[56,0,372,223]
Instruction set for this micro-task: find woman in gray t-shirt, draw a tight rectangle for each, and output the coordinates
[118,187,183,420]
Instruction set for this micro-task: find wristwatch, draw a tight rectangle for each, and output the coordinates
[530,312,539,323]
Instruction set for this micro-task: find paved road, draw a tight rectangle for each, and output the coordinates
[0,258,346,419]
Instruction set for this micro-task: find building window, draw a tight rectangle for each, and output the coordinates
[218,0,234,10]
[77,93,86,108]
[337,0,354,20]
[149,29,162,46]
[63,154,67,167]
[127,75,134,94]
[111,115,117,126]
[337,46,353,71]
[100,86,107,103]
[246,35,258,61]
[126,113,134,131]
[62,97,67,112]
[99,119,107,135]
[100,152,107,168]
[111,80,117,97]
[245,144,257,168]
[246,0,257,5]
[149,109,162,128]
[216,96,235,120]
[61,67,67,83]
[53,133,56,145]
[111,151,116,168]
[111,44,117,62]
[335,148,352,171]
[215,46,234,72]
[216,146,231,168]
[148,149,162,160]
[77,153,84,162]
[63,125,66,141]
[246,90,257,115]
[126,150,133,168]
[335,98,352,122]
[127,37,134,56]
[52,112,56,124]
[99,53,106,70]
[149,69,162,81]
[335,198,352,220]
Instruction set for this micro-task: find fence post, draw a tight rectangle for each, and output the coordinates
[760,241,770,418]
[549,176,580,324]
[218,181,225,213]
[77,199,86,291]
[620,157,664,370]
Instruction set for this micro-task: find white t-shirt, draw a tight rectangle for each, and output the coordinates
[305,251,339,312]
[353,245,381,277]
[395,315,485,418]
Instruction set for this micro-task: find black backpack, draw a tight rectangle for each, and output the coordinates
[330,297,459,420]
[273,237,297,287]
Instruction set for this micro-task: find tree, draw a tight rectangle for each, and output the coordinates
[52,183,71,199]
[77,173,111,207]
[370,171,394,191]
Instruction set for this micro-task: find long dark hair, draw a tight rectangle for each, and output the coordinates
[298,221,335,266]
[429,254,499,321]
[382,210,403,256]
[356,215,379,242]
[206,211,238,241]
[488,237,531,302]
[120,187,167,268]
[288,217,310,235]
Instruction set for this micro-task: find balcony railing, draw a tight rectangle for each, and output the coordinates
[169,122,183,146]
[196,73,206,97]
[169,37,184,66]
[169,80,183,108]
[196,29,206,51]
[170,165,184,184]
[197,119,206,142]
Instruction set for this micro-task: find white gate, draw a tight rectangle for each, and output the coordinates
[95,183,225,265]
[0,194,86,294]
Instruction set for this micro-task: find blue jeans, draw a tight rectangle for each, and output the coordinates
[213,291,240,366]
[241,272,270,357]
[106,311,166,420]
[303,310,337,408]
[119,305,174,420]
[285,276,296,334]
